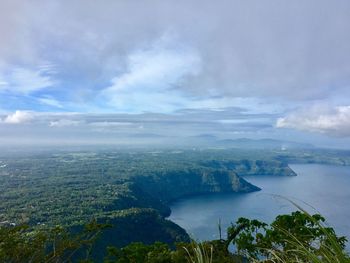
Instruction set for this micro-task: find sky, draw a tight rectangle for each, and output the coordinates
[0,0,350,148]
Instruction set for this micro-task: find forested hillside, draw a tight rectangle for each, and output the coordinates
[1,147,349,259]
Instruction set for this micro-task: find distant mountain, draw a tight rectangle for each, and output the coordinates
[184,135,314,149]
[129,133,166,139]
[189,134,218,141]
[215,138,314,150]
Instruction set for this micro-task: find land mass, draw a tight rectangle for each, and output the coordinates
[1,147,349,258]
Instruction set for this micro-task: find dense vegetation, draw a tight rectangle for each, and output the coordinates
[0,149,297,228]
[1,211,348,262]
[1,147,350,261]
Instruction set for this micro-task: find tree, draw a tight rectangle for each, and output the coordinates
[0,220,109,263]
[229,211,349,262]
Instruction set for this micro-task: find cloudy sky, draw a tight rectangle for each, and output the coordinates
[0,0,350,148]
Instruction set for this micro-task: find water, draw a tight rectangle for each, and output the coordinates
[169,164,350,241]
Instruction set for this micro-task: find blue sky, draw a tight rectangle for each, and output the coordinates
[0,0,350,148]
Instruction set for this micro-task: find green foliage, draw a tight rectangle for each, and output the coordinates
[227,218,267,256]
[105,242,174,263]
[104,241,236,263]
[0,225,46,262]
[90,208,189,257]
[0,210,349,263]
[230,211,350,262]
[0,149,270,228]
[0,148,274,249]
[1,148,350,262]
[0,220,109,263]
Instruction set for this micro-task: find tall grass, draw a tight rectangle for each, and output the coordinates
[183,242,213,263]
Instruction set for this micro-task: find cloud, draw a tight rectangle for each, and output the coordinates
[0,110,348,148]
[276,105,350,137]
[89,121,134,127]
[0,66,55,95]
[0,0,350,148]
[0,1,349,114]
[38,96,63,108]
[1,110,33,124]
[98,33,286,114]
[49,119,82,127]
[101,33,201,113]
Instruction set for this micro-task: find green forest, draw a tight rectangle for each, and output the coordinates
[1,148,350,262]
[1,210,349,262]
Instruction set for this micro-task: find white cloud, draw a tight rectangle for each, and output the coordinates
[217,118,270,124]
[2,110,33,124]
[0,66,54,95]
[99,34,287,114]
[101,34,201,113]
[189,97,286,114]
[89,121,133,127]
[1,0,350,114]
[38,96,63,108]
[276,105,350,137]
[49,119,82,127]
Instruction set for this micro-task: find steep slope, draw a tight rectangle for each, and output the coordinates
[132,168,260,205]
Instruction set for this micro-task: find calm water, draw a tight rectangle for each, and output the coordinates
[169,164,350,241]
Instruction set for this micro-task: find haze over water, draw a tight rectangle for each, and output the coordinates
[169,164,350,241]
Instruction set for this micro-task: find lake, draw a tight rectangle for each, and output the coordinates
[169,164,350,241]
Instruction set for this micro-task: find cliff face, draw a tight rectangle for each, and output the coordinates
[107,182,172,216]
[129,159,297,209]
[85,168,259,258]
[81,160,296,255]
[132,168,260,205]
